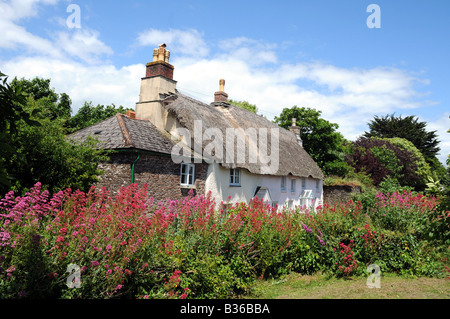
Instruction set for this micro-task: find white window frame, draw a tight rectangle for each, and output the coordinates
[300,190,314,208]
[230,169,241,186]
[180,163,195,187]
[281,177,286,191]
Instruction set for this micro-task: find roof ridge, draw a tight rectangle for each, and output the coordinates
[116,113,134,147]
[66,115,118,137]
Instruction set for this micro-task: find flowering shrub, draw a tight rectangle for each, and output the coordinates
[0,182,448,299]
[371,190,439,233]
[333,241,357,278]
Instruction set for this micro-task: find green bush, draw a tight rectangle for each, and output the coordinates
[1,182,448,299]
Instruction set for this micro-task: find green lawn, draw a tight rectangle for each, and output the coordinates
[251,272,450,299]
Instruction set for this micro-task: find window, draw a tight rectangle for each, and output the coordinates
[316,180,320,190]
[230,169,241,186]
[281,177,286,191]
[291,179,296,193]
[302,177,306,189]
[180,163,195,186]
[300,190,313,208]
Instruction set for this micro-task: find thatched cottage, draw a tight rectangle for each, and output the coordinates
[69,44,324,209]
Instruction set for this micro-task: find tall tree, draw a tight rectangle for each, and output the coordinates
[66,101,132,133]
[0,74,107,196]
[364,114,440,165]
[11,77,72,120]
[0,73,41,193]
[347,137,423,188]
[274,106,350,176]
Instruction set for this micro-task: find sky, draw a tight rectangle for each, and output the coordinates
[0,0,449,164]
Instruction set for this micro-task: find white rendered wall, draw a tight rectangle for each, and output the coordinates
[261,175,323,211]
[205,163,262,206]
[204,163,323,211]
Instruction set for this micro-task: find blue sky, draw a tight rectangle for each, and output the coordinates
[0,0,449,164]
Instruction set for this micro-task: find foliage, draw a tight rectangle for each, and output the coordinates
[1,182,448,299]
[347,137,424,188]
[0,74,107,196]
[10,77,72,120]
[274,106,351,176]
[380,137,431,190]
[364,114,440,166]
[229,99,258,114]
[0,73,41,194]
[323,176,363,187]
[66,102,132,133]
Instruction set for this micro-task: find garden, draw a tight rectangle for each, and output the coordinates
[0,180,449,299]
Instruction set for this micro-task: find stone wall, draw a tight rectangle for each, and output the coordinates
[96,152,208,203]
[323,185,362,205]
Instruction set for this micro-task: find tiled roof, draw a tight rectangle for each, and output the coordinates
[68,114,175,155]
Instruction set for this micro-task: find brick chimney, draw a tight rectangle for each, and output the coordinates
[289,118,303,147]
[145,43,174,80]
[136,43,177,124]
[214,79,228,103]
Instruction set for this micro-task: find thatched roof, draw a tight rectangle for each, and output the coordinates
[164,92,324,179]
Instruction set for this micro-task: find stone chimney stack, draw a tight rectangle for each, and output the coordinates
[136,44,177,124]
[289,118,303,147]
[214,79,229,103]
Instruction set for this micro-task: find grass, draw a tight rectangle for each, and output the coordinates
[251,272,450,299]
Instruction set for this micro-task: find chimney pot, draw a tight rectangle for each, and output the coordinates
[126,110,136,119]
[215,79,228,103]
[146,44,174,79]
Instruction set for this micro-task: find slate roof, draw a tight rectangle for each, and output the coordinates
[68,113,175,155]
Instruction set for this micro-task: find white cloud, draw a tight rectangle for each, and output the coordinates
[2,56,143,110]
[54,29,114,64]
[217,37,278,66]
[0,0,59,21]
[0,18,61,57]
[426,113,450,165]
[0,0,113,64]
[136,28,209,58]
